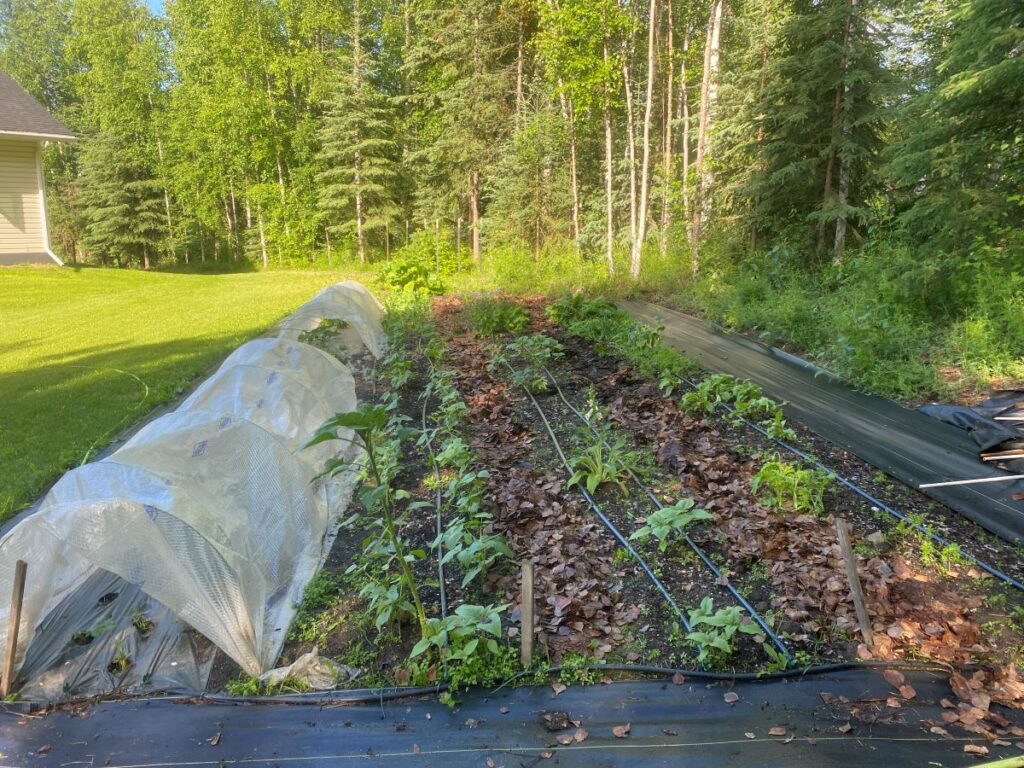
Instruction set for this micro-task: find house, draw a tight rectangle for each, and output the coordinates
[0,70,75,266]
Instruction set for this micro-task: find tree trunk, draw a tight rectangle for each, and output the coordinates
[567,99,581,247]
[632,0,657,279]
[622,57,638,254]
[833,0,857,262]
[515,17,525,125]
[470,170,481,263]
[690,0,724,275]
[659,0,674,258]
[258,211,269,269]
[353,0,366,264]
[679,29,690,232]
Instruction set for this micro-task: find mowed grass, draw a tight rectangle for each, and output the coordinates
[0,265,371,521]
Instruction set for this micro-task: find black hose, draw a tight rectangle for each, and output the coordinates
[504,362,696,642]
[540,365,791,661]
[420,379,448,623]
[202,683,447,706]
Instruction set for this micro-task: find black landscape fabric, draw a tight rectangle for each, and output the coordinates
[619,300,1024,545]
[2,670,1018,767]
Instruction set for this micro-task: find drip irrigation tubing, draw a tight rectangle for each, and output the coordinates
[197,659,968,705]
[420,380,449,624]
[693,380,1024,594]
[540,365,790,661]
[503,362,696,643]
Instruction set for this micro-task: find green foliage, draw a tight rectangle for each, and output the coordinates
[567,428,639,496]
[685,598,762,666]
[629,500,713,552]
[680,373,796,439]
[288,570,345,643]
[919,539,969,577]
[750,457,833,515]
[469,297,530,337]
[225,674,313,697]
[490,334,564,392]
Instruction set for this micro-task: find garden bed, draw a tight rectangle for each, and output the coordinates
[212,292,1024,741]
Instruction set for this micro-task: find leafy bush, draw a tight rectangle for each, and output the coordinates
[379,231,456,294]
[469,296,530,336]
[750,456,833,515]
[629,499,713,552]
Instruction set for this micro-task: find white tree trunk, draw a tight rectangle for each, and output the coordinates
[690,0,724,275]
[632,0,658,279]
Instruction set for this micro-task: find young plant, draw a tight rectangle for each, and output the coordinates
[685,598,762,665]
[567,429,639,496]
[629,499,713,552]
[438,521,512,587]
[307,405,429,639]
[750,457,833,515]
[491,334,564,392]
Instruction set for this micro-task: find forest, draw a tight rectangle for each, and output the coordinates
[0,0,1021,399]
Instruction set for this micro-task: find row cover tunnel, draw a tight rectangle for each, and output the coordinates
[0,281,384,702]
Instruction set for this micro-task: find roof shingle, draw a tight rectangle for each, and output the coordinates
[0,70,75,140]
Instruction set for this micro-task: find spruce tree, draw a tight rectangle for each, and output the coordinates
[76,131,166,268]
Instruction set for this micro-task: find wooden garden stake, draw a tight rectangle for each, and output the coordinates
[520,560,534,668]
[835,520,873,649]
[2,560,27,699]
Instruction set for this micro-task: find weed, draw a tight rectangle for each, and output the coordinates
[558,652,598,685]
[108,642,132,675]
[612,547,632,565]
[750,456,833,515]
[629,499,713,552]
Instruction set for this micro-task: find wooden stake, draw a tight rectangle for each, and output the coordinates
[520,560,534,669]
[919,474,1024,489]
[2,560,27,699]
[835,519,872,649]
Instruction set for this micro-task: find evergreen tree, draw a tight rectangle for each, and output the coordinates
[76,131,166,268]
[317,0,400,263]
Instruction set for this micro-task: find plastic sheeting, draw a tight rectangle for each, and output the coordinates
[278,280,386,358]
[0,282,381,702]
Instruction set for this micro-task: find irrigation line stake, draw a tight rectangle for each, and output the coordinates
[2,560,27,699]
[540,365,791,662]
[520,560,534,668]
[834,519,873,649]
[504,362,696,642]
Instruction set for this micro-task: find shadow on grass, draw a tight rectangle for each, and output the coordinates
[0,328,274,523]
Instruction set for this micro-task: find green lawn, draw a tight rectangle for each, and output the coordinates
[0,265,372,521]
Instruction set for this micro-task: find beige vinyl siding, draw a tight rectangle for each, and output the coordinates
[0,137,44,255]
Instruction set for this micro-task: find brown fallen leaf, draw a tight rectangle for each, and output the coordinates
[930,726,950,738]
[556,734,574,745]
[486,758,495,768]
[539,751,553,759]
[600,677,613,685]
[994,740,1011,747]
[745,732,755,739]
[838,723,852,733]
[768,727,786,737]
[37,746,52,756]
[882,669,906,689]
[210,733,221,747]
[899,684,917,700]
[724,692,739,704]
[412,744,421,755]
[552,683,567,697]
[500,706,510,715]
[574,728,589,743]
[613,723,631,738]
[964,744,989,756]
[465,719,479,729]
[663,729,678,736]
[672,672,685,685]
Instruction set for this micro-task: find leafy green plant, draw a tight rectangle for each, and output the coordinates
[685,598,762,665]
[307,405,429,640]
[469,297,529,336]
[131,611,155,635]
[629,499,713,552]
[491,334,564,392]
[567,430,639,496]
[750,457,833,515]
[438,521,512,586]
